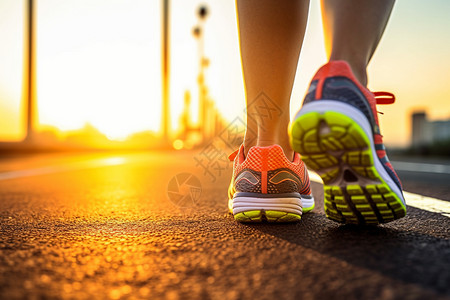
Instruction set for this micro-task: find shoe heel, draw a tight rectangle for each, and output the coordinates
[290,104,406,225]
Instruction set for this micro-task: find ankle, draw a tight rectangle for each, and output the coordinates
[348,65,368,87]
[243,116,293,160]
[329,57,368,86]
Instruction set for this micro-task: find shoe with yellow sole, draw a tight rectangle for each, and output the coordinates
[290,61,406,225]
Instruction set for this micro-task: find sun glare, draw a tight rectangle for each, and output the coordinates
[38,44,161,140]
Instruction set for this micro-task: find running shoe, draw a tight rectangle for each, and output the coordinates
[228,144,314,222]
[289,60,406,225]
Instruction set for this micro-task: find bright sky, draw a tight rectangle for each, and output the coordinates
[0,0,449,146]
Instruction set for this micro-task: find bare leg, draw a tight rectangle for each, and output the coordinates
[236,0,310,159]
[321,0,395,86]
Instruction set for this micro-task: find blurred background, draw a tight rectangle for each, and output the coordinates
[0,0,449,155]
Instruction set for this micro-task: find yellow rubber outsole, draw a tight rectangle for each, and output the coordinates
[234,210,301,223]
[290,111,406,225]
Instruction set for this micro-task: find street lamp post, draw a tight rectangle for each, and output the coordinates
[161,0,171,146]
[23,0,36,142]
[192,5,209,143]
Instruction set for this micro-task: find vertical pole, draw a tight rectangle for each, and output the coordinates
[161,0,170,144]
[200,24,206,142]
[194,6,208,144]
[24,0,35,142]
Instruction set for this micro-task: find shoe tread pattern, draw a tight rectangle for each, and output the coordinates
[234,210,301,223]
[291,111,406,225]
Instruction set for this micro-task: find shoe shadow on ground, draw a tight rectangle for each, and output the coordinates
[243,206,450,296]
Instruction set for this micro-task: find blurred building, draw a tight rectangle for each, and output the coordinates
[411,111,450,147]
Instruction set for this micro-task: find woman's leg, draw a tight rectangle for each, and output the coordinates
[236,0,310,159]
[321,0,395,86]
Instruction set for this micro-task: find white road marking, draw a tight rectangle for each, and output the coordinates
[308,171,450,218]
[403,191,450,218]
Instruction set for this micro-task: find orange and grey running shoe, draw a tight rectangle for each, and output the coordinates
[290,60,406,225]
[228,144,314,222]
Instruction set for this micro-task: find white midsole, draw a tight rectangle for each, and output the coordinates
[294,100,406,206]
[302,197,315,209]
[231,197,303,215]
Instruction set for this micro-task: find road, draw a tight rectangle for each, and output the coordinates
[0,151,449,299]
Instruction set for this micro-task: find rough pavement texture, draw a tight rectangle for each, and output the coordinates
[0,152,449,299]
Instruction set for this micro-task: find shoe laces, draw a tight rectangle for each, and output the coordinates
[374,91,395,115]
[228,149,239,161]
[374,91,395,105]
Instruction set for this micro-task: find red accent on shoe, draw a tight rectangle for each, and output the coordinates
[228,149,239,162]
[374,91,396,105]
[376,150,386,158]
[374,134,383,144]
[261,148,269,194]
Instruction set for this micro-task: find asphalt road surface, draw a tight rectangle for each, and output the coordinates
[0,151,449,300]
